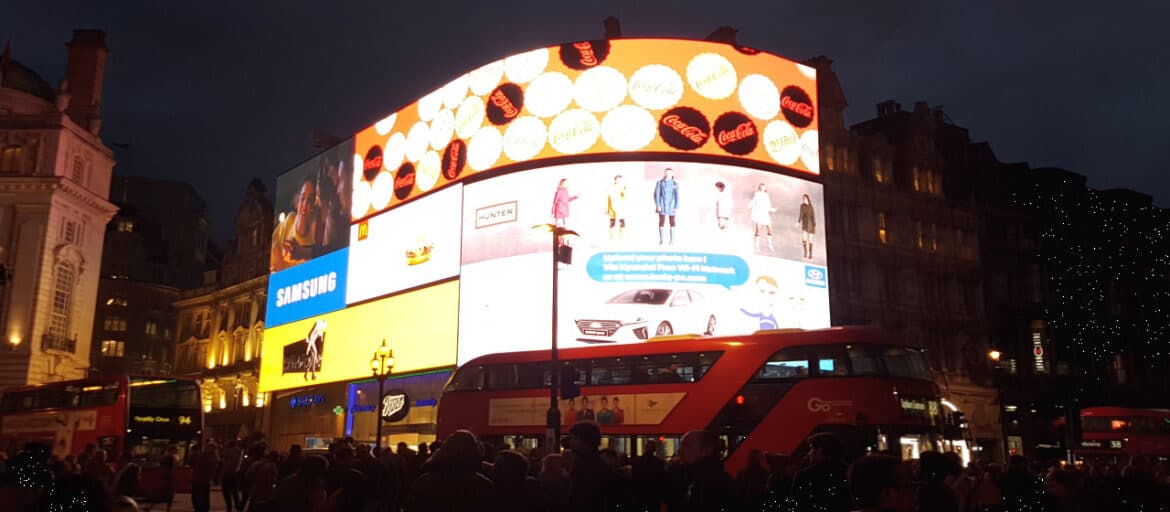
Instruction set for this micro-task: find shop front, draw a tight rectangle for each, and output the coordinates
[345,370,452,450]
[268,382,350,452]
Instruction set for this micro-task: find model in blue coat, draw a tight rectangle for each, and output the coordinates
[654,168,680,245]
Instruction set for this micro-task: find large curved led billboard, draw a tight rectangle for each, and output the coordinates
[261,38,824,393]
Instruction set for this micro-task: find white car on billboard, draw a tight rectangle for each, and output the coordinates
[574,288,717,343]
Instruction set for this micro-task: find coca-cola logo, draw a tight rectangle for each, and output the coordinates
[393,162,415,200]
[486,83,524,126]
[658,106,710,151]
[713,112,759,156]
[780,86,815,128]
[363,145,383,181]
[442,139,467,180]
[559,40,611,70]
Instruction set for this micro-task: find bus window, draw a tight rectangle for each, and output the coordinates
[487,364,519,389]
[845,345,883,376]
[882,347,933,381]
[590,358,633,386]
[80,382,121,407]
[756,348,810,379]
[447,365,484,391]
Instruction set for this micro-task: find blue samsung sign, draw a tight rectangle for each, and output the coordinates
[266,249,349,328]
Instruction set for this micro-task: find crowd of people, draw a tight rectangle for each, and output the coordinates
[2,422,1170,511]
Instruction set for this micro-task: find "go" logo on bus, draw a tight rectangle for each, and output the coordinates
[807,397,832,412]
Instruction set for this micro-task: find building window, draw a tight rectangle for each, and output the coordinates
[63,221,79,244]
[105,296,128,307]
[912,166,921,191]
[100,340,125,357]
[72,157,86,184]
[104,316,128,332]
[915,220,925,250]
[929,223,939,252]
[48,262,75,339]
[824,144,836,171]
[932,173,944,196]
[0,145,22,173]
[144,321,159,336]
[873,157,887,184]
[116,219,134,233]
[877,211,889,245]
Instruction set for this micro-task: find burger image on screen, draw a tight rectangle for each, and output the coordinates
[406,235,434,266]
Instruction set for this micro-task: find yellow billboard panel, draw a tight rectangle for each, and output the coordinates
[259,280,458,392]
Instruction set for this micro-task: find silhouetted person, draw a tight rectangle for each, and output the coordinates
[272,455,329,512]
[492,450,543,512]
[565,421,613,511]
[787,433,851,512]
[736,449,769,509]
[406,430,494,512]
[916,451,959,512]
[631,440,666,510]
[847,454,915,512]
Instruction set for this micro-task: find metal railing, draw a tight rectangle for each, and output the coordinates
[41,333,77,353]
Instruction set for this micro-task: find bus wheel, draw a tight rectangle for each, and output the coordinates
[656,322,673,336]
[705,315,716,336]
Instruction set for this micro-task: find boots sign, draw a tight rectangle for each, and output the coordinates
[381,390,411,422]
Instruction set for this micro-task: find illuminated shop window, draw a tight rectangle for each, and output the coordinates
[877,211,889,245]
[100,340,125,357]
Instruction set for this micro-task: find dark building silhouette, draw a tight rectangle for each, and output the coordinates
[89,175,210,376]
[174,179,272,442]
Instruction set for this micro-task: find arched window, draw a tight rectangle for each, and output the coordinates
[0,145,23,173]
[48,262,75,339]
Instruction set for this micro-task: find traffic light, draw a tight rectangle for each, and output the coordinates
[560,363,581,399]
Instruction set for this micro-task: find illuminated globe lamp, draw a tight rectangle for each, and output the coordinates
[370,339,395,451]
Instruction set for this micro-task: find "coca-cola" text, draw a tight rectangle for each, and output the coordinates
[717,122,756,145]
[663,115,708,145]
[490,90,520,119]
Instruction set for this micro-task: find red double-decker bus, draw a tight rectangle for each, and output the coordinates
[1077,406,1170,461]
[1,375,202,466]
[438,327,944,471]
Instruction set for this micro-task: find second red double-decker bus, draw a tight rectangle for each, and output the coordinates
[438,327,944,471]
[1076,406,1170,462]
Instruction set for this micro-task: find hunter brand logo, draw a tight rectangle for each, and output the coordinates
[712,112,758,156]
[476,201,518,228]
[658,106,710,151]
[486,83,524,126]
[394,162,416,200]
[381,390,411,422]
[559,40,611,70]
[363,146,384,181]
[780,86,815,128]
[282,319,325,380]
[442,139,467,180]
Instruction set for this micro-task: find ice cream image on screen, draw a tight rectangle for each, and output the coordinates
[304,319,325,381]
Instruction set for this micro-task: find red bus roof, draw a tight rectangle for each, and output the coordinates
[461,326,905,366]
[1082,406,1170,418]
[0,374,198,393]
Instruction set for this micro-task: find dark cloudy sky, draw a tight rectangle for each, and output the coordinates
[5,1,1168,241]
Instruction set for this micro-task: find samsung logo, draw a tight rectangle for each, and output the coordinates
[276,272,338,307]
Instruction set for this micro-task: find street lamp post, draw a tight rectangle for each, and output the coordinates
[370,339,395,453]
[988,349,1009,462]
[534,224,577,453]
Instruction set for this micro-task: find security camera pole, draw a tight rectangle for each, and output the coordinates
[534,224,577,452]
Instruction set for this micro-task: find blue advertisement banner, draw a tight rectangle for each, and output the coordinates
[266,248,349,328]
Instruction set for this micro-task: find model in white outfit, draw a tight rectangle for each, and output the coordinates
[748,183,777,252]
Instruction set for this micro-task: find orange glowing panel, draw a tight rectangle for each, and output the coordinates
[351,39,819,221]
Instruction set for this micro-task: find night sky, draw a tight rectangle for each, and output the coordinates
[4,1,1168,242]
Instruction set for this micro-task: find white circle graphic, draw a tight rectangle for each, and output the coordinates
[441,74,470,110]
[352,178,372,219]
[454,96,486,140]
[417,88,443,122]
[374,113,397,136]
[429,109,455,150]
[468,126,503,171]
[525,72,574,118]
[686,53,738,100]
[504,48,549,84]
[405,121,430,163]
[800,130,820,173]
[628,64,684,110]
[469,59,505,96]
[417,150,441,192]
[738,74,780,120]
[503,115,547,162]
[382,132,407,171]
[600,105,656,151]
[573,66,627,113]
[370,170,394,211]
[548,108,600,154]
[762,120,800,165]
[797,63,818,80]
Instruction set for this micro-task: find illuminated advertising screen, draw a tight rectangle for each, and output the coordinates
[458,160,828,365]
[346,185,463,305]
[262,38,823,393]
[271,138,355,274]
[351,39,818,221]
[258,280,459,392]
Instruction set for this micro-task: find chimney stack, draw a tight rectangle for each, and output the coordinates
[603,17,622,39]
[704,26,738,44]
[64,29,109,135]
